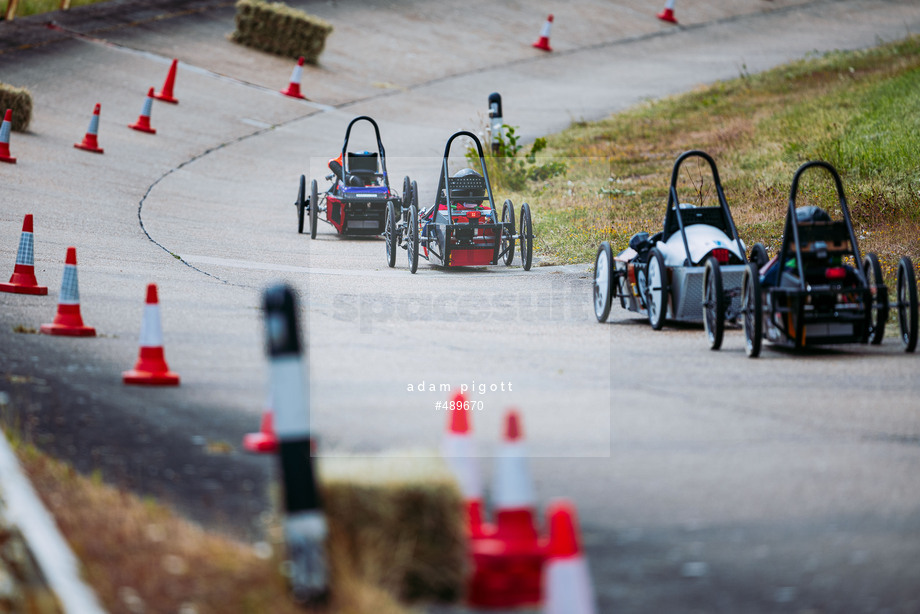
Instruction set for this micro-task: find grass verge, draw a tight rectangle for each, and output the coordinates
[2,0,110,19]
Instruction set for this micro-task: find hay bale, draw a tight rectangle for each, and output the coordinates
[0,83,32,132]
[232,0,333,64]
[319,451,468,603]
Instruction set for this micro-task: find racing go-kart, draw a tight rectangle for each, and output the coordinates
[731,160,918,357]
[296,116,410,239]
[593,150,755,348]
[385,131,534,274]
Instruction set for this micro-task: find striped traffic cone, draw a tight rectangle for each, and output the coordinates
[532,14,553,52]
[153,58,179,104]
[441,392,489,538]
[0,214,48,295]
[123,283,180,385]
[40,247,96,337]
[244,404,279,454]
[492,410,539,547]
[657,0,678,24]
[281,56,307,99]
[542,500,596,614]
[0,109,16,164]
[129,88,157,134]
[74,103,104,154]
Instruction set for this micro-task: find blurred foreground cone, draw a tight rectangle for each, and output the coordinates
[123,283,180,385]
[492,410,538,547]
[74,103,104,154]
[441,392,489,538]
[532,14,553,52]
[244,406,279,453]
[657,0,678,23]
[129,87,157,134]
[0,214,47,295]
[153,58,179,104]
[40,247,96,337]
[0,109,16,164]
[542,500,596,614]
[281,56,307,99]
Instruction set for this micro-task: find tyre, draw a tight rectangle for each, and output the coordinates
[749,242,768,270]
[896,256,918,352]
[646,248,668,330]
[411,180,419,209]
[594,242,614,323]
[742,262,762,358]
[862,253,888,345]
[501,199,515,266]
[402,176,412,208]
[519,202,533,271]
[703,256,726,350]
[296,175,306,234]
[385,201,397,268]
[408,204,419,274]
[310,179,319,240]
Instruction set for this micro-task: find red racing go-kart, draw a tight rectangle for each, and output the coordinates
[297,115,411,239]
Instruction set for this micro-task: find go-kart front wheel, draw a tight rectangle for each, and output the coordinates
[310,179,319,240]
[645,248,668,330]
[593,242,614,323]
[385,202,398,268]
[407,203,419,274]
[749,243,769,270]
[402,176,412,209]
[742,262,762,358]
[862,253,888,345]
[897,256,918,352]
[519,202,533,271]
[501,199,515,266]
[296,175,306,234]
[703,256,725,350]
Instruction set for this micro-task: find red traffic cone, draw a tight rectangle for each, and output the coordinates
[40,247,96,337]
[129,88,157,134]
[153,58,179,104]
[243,407,279,453]
[0,214,48,295]
[542,500,596,614]
[281,56,307,99]
[532,14,553,52]
[657,0,678,24]
[441,392,489,538]
[123,283,180,385]
[74,103,104,154]
[0,109,16,164]
[492,410,538,547]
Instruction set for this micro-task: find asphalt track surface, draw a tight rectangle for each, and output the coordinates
[1,0,920,611]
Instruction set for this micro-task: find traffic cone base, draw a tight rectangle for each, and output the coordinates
[657,8,677,23]
[123,346,180,385]
[0,266,48,295]
[468,538,544,608]
[40,304,96,336]
[154,59,179,104]
[244,411,278,453]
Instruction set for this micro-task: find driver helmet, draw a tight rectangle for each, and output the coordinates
[795,206,831,224]
[451,168,486,207]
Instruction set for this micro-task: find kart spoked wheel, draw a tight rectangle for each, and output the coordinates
[310,179,319,240]
[645,248,668,330]
[402,176,412,208]
[703,257,725,350]
[411,180,419,209]
[519,202,533,271]
[742,262,762,358]
[407,204,419,274]
[749,242,769,270]
[896,256,918,352]
[862,253,888,345]
[296,175,306,234]
[593,242,614,323]
[501,199,516,266]
[385,202,398,268]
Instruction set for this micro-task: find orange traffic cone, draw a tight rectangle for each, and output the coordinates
[40,247,96,337]
[532,14,554,52]
[244,406,279,453]
[542,500,596,614]
[492,410,539,547]
[74,103,104,154]
[129,88,157,134]
[153,58,179,104]
[657,0,678,24]
[0,214,48,295]
[441,392,489,538]
[281,56,307,99]
[123,283,180,385]
[0,109,16,164]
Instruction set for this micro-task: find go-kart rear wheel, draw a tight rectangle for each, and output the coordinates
[385,201,397,268]
[646,248,668,330]
[862,253,888,345]
[296,175,306,234]
[742,262,762,358]
[310,179,319,240]
[402,176,412,208]
[408,203,419,274]
[749,243,769,270]
[501,199,516,266]
[519,202,533,271]
[411,180,419,209]
[896,256,918,352]
[703,256,725,350]
[593,242,614,323]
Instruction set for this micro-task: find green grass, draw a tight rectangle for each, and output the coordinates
[2,0,110,19]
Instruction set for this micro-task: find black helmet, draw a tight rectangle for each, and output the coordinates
[795,206,831,223]
[451,168,485,200]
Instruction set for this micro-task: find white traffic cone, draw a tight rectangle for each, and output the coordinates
[441,392,488,538]
[542,500,596,614]
[123,283,180,385]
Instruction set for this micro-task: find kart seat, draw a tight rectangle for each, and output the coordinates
[445,173,487,205]
[663,204,731,242]
[346,152,380,186]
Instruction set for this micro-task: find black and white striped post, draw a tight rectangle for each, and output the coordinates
[263,284,329,605]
